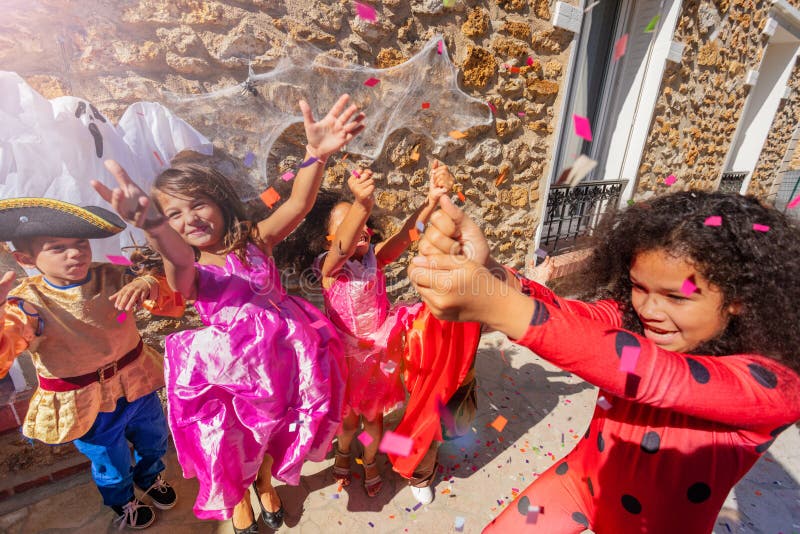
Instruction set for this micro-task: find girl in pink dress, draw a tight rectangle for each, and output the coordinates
[93,95,364,533]
[302,163,454,497]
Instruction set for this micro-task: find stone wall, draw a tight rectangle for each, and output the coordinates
[0,0,576,280]
[635,0,783,196]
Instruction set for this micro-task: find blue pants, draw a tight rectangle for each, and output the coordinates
[73,391,168,507]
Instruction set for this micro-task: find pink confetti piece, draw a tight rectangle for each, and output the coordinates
[153,151,164,166]
[106,254,132,266]
[788,195,800,209]
[704,215,722,226]
[379,431,413,457]
[613,34,629,61]
[619,345,640,373]
[310,319,328,330]
[664,174,677,186]
[437,40,443,55]
[753,223,770,232]
[526,505,542,524]
[487,101,497,114]
[526,56,534,66]
[354,1,377,22]
[116,311,127,324]
[517,112,526,117]
[573,114,593,141]
[681,278,697,296]
[352,169,361,178]
[358,432,374,447]
[597,396,613,410]
[281,171,295,181]
[364,77,380,87]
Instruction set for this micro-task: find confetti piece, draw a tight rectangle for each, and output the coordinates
[355,457,364,465]
[487,101,497,114]
[410,144,420,162]
[106,254,132,266]
[573,114,593,141]
[449,130,467,139]
[358,432,374,447]
[526,56,534,66]
[364,77,380,87]
[310,320,328,330]
[619,345,640,373]
[289,422,297,432]
[597,396,613,410]
[527,505,543,524]
[454,516,465,532]
[681,277,697,296]
[243,151,256,167]
[368,521,375,528]
[788,195,800,209]
[437,40,444,54]
[153,150,164,166]
[412,502,422,511]
[409,228,420,241]
[260,187,280,208]
[331,493,340,499]
[645,14,660,32]
[415,220,425,232]
[613,34,629,61]
[704,215,722,226]
[457,191,466,202]
[380,360,397,375]
[351,169,361,178]
[510,66,521,74]
[354,1,377,22]
[421,101,430,109]
[490,415,508,432]
[379,431,413,456]
[517,112,526,117]
[753,223,770,232]
[281,171,295,181]
[664,174,677,186]
[326,234,335,242]
[412,318,426,331]
[358,339,375,349]
[116,311,127,323]
[557,155,598,187]
[443,0,455,6]
[495,169,508,186]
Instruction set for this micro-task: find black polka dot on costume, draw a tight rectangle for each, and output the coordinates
[621,494,642,514]
[587,477,595,497]
[584,427,590,440]
[597,431,605,452]
[686,357,710,384]
[614,331,640,358]
[529,301,550,326]
[572,512,589,528]
[555,462,569,475]
[748,363,777,389]
[640,431,661,454]
[687,482,711,503]
[517,496,530,516]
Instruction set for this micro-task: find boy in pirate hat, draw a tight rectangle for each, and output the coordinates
[0,198,181,529]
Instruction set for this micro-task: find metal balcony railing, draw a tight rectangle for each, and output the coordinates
[540,179,627,255]
[718,172,748,194]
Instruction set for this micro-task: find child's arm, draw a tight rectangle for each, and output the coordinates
[257,95,366,248]
[110,275,160,312]
[0,272,37,378]
[92,161,199,300]
[319,170,375,286]
[374,161,453,266]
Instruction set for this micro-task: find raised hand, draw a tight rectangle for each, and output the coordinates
[428,160,454,204]
[301,94,366,159]
[92,160,166,230]
[347,169,375,207]
[0,271,16,303]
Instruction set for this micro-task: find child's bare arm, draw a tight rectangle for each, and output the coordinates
[92,161,198,300]
[0,272,37,378]
[258,95,366,247]
[375,161,453,266]
[320,170,375,284]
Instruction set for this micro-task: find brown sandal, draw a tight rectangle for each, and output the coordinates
[332,446,351,487]
[363,460,383,497]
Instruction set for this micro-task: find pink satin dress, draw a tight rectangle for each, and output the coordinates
[164,243,345,520]
[318,246,422,421]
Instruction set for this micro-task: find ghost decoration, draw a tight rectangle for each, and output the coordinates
[0,71,212,261]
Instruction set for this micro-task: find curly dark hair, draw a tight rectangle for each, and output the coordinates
[272,188,383,283]
[578,190,800,373]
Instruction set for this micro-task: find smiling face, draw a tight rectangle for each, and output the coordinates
[155,190,227,253]
[629,248,739,353]
[328,202,370,259]
[13,237,92,286]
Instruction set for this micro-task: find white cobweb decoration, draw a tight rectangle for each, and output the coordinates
[164,35,493,201]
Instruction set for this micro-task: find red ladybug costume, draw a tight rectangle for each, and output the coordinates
[484,277,800,533]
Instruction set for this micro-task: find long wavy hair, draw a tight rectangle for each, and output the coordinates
[578,190,800,373]
[150,162,262,265]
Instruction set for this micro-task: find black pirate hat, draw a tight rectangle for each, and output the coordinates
[0,198,125,242]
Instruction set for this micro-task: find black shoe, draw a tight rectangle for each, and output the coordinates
[111,498,155,529]
[142,475,177,510]
[253,482,285,530]
[232,518,259,534]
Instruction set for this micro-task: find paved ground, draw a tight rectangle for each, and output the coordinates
[0,332,797,533]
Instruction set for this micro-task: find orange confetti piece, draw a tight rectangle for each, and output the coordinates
[260,187,280,208]
[412,318,426,331]
[495,169,508,186]
[410,143,420,162]
[457,191,466,202]
[441,488,451,494]
[449,130,467,139]
[326,234,335,241]
[490,415,508,432]
[409,228,420,241]
[510,66,520,73]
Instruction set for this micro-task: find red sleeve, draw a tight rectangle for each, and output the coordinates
[514,299,800,432]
